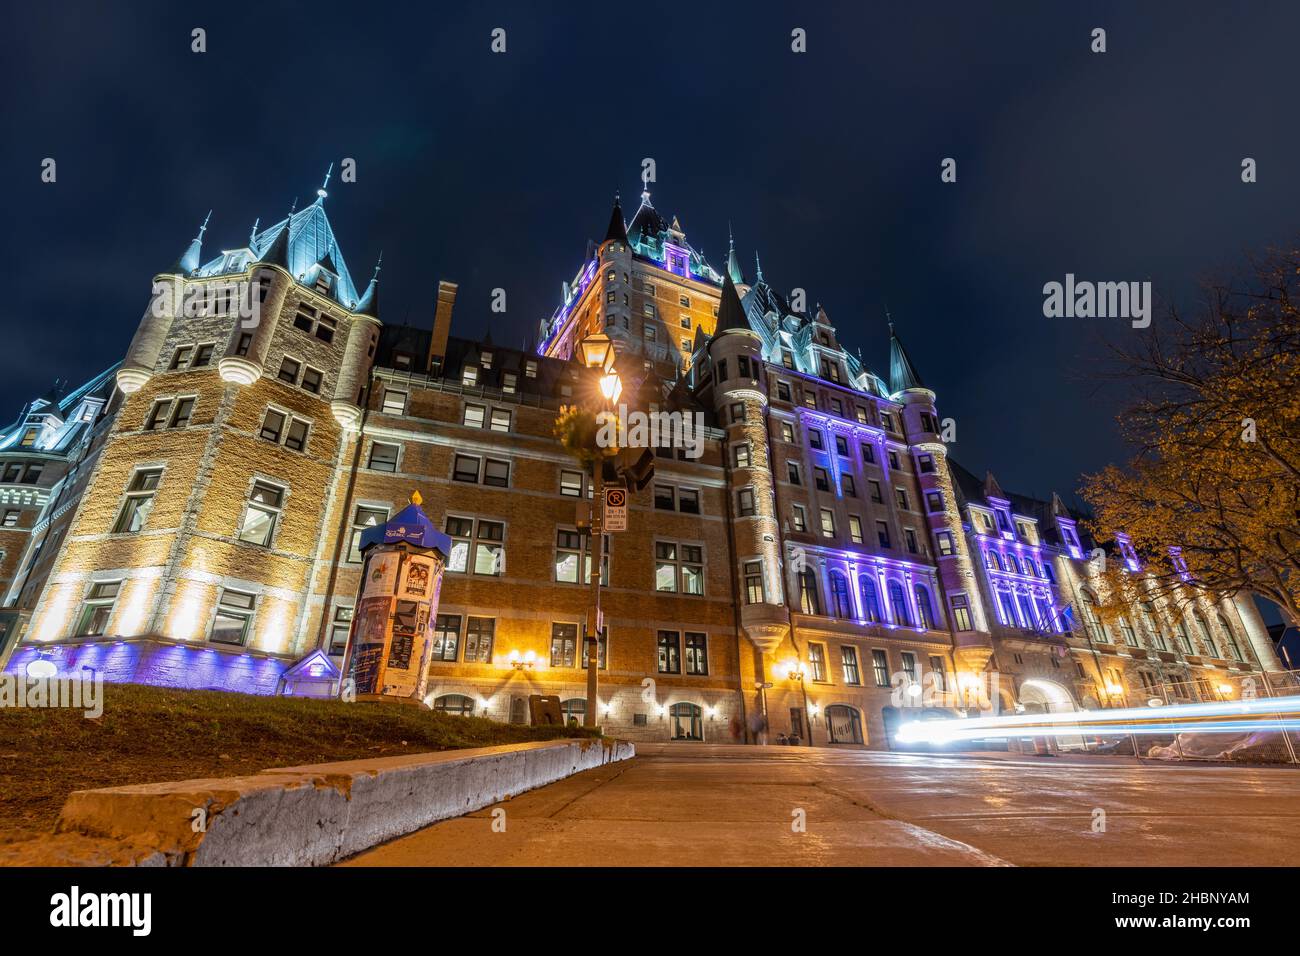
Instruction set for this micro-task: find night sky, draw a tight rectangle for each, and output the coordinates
[4,1,1299,506]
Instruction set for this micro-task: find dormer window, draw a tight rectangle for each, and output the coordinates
[462,366,479,387]
[20,428,38,448]
[481,351,493,369]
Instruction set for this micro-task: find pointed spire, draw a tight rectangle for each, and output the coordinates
[888,318,926,393]
[712,272,751,336]
[258,217,291,268]
[248,217,260,246]
[984,470,1008,502]
[1050,491,1070,517]
[316,163,333,203]
[754,250,764,283]
[726,224,744,285]
[603,193,628,244]
[171,210,211,275]
[354,253,382,317]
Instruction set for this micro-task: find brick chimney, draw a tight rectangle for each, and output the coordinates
[428,280,458,374]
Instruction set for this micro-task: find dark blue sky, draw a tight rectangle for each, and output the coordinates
[4,1,1298,505]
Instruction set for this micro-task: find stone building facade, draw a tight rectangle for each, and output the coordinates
[5,180,1285,747]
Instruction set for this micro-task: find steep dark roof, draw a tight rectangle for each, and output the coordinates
[603,196,628,244]
[627,197,667,245]
[712,273,752,335]
[888,327,925,393]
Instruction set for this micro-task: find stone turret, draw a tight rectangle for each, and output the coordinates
[706,274,789,656]
[891,321,994,673]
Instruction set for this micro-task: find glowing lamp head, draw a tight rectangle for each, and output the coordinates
[1217,683,1233,696]
[26,659,57,679]
[578,333,616,371]
[1105,682,1124,696]
[598,372,622,404]
[906,683,922,699]
[524,650,537,664]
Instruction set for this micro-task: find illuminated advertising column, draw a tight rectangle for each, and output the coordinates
[342,491,450,703]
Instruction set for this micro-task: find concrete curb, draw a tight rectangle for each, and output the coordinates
[1,738,633,867]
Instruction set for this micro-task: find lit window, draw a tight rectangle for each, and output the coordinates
[737,488,756,517]
[685,632,708,675]
[849,515,864,544]
[560,470,584,497]
[489,408,511,433]
[657,630,681,674]
[744,561,764,604]
[348,505,388,562]
[144,400,171,430]
[168,397,195,428]
[841,647,861,685]
[284,417,309,452]
[327,605,353,656]
[238,481,284,547]
[550,622,578,668]
[74,581,121,636]
[112,469,162,533]
[210,589,256,645]
[382,389,407,415]
[368,441,399,472]
[463,404,486,428]
[260,409,286,443]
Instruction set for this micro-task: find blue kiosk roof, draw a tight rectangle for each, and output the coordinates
[359,502,451,555]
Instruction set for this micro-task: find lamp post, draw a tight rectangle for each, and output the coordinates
[577,334,621,729]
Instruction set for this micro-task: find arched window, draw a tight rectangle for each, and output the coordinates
[1217,614,1245,662]
[985,550,1001,571]
[798,569,820,615]
[1176,619,1194,654]
[888,581,912,626]
[829,570,852,618]
[433,693,475,716]
[669,702,703,741]
[560,698,586,727]
[859,575,882,623]
[914,583,935,630]
[1195,611,1218,657]
[825,704,864,744]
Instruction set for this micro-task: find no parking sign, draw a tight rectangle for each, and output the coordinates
[604,486,627,531]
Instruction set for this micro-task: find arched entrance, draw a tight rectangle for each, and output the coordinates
[826,704,865,745]
[1018,678,1083,751]
[669,702,703,741]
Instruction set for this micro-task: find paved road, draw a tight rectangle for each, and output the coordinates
[345,744,1300,866]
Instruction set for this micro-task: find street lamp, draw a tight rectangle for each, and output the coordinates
[782,659,814,747]
[577,333,621,730]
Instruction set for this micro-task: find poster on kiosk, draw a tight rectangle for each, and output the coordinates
[342,491,451,704]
